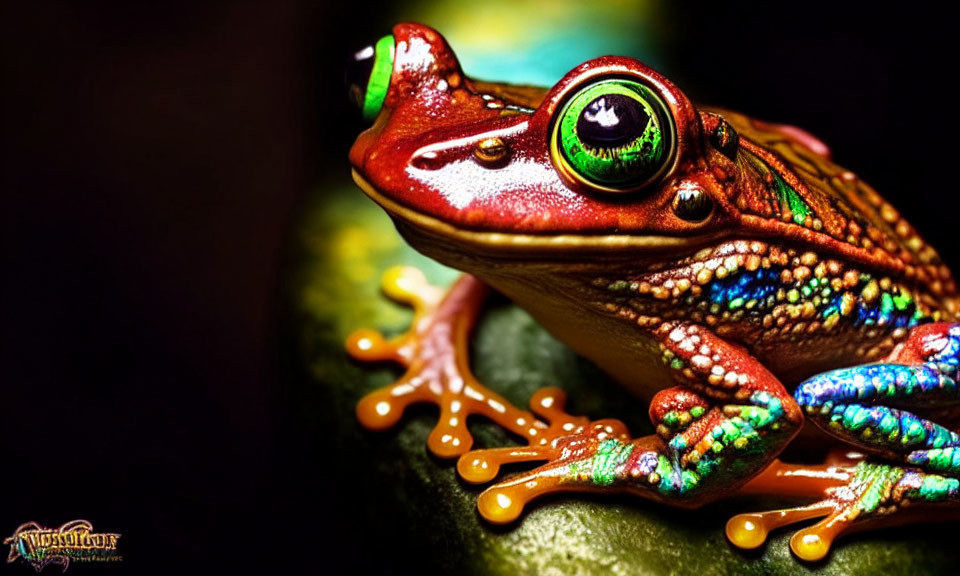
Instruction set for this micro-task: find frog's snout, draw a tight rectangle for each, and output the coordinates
[345,34,395,123]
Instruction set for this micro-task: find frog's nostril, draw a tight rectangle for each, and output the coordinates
[345,34,395,122]
[473,137,510,166]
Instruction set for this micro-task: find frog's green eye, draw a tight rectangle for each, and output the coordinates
[346,35,395,122]
[551,79,674,192]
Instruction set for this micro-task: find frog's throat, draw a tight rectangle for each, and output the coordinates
[352,169,720,255]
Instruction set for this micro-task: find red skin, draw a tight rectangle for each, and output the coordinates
[350,23,958,294]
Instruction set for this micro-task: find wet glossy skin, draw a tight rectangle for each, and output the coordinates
[350,24,957,390]
[347,23,960,562]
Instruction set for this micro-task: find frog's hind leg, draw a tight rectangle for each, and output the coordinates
[727,322,960,560]
[795,322,960,474]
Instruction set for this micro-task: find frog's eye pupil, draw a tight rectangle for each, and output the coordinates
[552,78,674,192]
[345,35,395,122]
[577,94,650,149]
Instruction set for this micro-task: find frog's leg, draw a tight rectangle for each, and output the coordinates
[794,322,960,470]
[347,267,551,457]
[457,322,805,522]
[727,322,960,560]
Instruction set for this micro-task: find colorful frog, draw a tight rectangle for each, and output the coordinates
[344,23,960,561]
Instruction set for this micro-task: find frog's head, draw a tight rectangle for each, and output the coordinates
[346,23,958,394]
[347,23,751,272]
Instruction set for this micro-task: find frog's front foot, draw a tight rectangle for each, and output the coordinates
[727,455,960,561]
[457,322,805,524]
[456,387,620,523]
[348,269,546,457]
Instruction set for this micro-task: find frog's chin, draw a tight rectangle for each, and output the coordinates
[351,169,719,261]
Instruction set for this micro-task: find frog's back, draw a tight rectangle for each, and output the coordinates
[716,107,958,317]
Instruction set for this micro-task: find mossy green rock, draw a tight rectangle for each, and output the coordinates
[281,177,955,575]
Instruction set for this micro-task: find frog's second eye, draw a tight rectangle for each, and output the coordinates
[552,79,674,192]
[346,35,395,122]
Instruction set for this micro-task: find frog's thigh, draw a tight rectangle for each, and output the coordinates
[655,322,802,422]
[795,322,960,476]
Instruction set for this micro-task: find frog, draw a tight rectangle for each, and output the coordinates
[343,23,960,562]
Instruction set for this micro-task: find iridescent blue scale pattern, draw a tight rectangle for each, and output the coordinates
[795,325,960,475]
[706,266,923,328]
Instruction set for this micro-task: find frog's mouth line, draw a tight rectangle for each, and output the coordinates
[352,169,718,256]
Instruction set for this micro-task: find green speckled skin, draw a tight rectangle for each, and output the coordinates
[281,179,955,575]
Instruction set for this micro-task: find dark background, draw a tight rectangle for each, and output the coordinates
[2,2,954,574]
